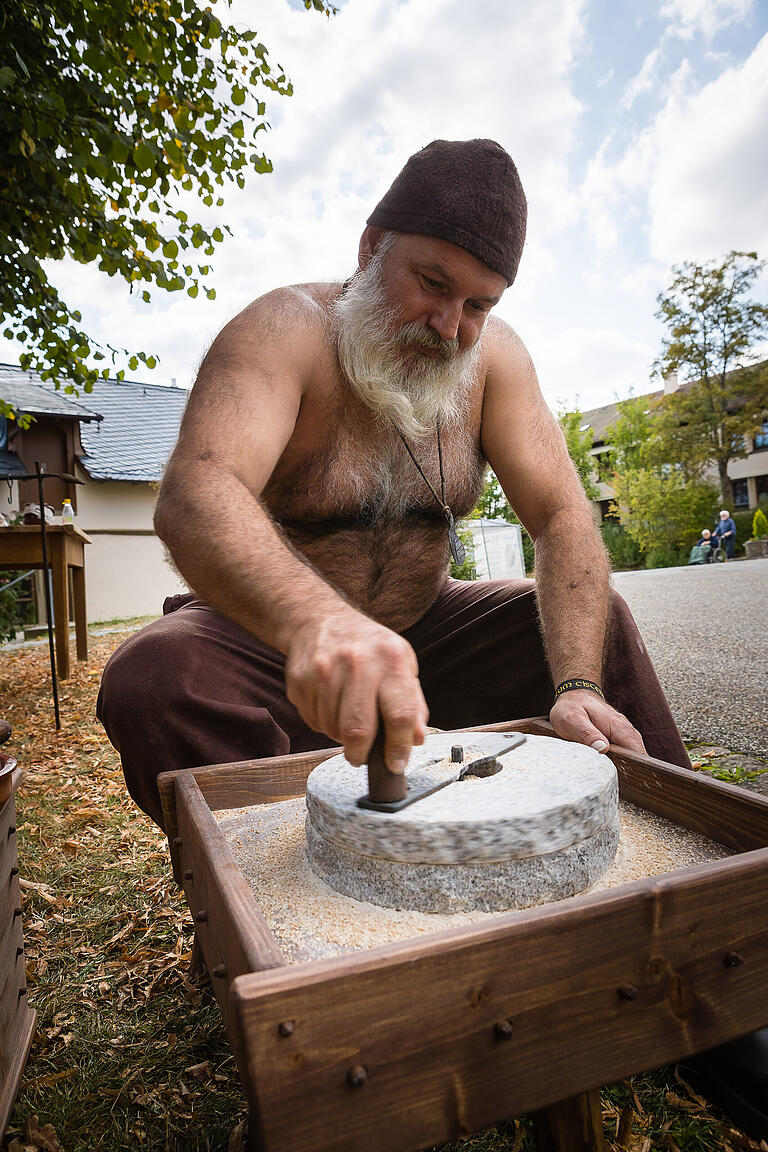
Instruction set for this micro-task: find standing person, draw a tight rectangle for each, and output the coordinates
[713,509,737,559]
[97,139,767,1138]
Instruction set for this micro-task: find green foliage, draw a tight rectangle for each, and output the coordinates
[731,508,753,555]
[643,543,688,569]
[0,0,335,422]
[601,395,661,473]
[449,524,477,581]
[753,506,768,539]
[0,569,34,640]
[473,471,534,573]
[653,251,768,499]
[610,467,720,552]
[556,407,600,500]
[599,520,646,570]
[475,469,512,521]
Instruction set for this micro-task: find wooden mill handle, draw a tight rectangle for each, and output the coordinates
[366,725,406,804]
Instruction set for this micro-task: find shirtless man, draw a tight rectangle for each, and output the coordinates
[98,140,767,1138]
[98,138,688,824]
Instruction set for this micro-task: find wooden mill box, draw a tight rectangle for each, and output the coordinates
[0,755,37,1139]
[158,719,768,1152]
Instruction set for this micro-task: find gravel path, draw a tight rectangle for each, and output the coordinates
[612,557,768,761]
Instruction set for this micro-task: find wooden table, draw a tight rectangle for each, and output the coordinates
[0,525,91,680]
[158,719,768,1152]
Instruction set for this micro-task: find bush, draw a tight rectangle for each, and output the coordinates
[730,509,754,555]
[600,521,646,570]
[753,506,768,539]
[0,571,34,642]
[520,524,535,575]
[449,525,478,581]
[644,543,688,569]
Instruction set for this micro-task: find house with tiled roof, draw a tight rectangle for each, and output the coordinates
[0,364,188,622]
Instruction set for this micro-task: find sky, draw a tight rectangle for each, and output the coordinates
[4,0,768,414]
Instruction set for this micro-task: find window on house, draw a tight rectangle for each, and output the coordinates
[756,474,768,504]
[754,420,768,451]
[732,479,749,508]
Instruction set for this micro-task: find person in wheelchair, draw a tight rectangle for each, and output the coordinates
[688,528,713,564]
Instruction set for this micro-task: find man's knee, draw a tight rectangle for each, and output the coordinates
[98,618,191,733]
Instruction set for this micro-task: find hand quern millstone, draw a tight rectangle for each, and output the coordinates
[305,732,620,913]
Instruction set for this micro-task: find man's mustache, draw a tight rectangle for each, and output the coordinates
[396,321,459,362]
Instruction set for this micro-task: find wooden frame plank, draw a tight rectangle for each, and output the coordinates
[232,847,768,1152]
[610,748,768,852]
[0,768,36,1140]
[174,773,284,976]
[173,772,287,1112]
[0,1002,35,1140]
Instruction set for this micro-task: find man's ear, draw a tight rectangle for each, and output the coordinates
[358,225,386,270]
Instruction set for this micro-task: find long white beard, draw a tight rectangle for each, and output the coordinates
[332,237,481,439]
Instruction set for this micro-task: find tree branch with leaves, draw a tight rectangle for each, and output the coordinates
[0,0,335,422]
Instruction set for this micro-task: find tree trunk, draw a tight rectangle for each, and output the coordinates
[717,458,731,506]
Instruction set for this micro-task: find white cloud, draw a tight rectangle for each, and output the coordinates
[580,33,768,271]
[530,326,657,412]
[619,47,663,110]
[660,0,755,41]
[647,32,768,262]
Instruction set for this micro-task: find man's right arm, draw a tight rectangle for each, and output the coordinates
[154,288,427,770]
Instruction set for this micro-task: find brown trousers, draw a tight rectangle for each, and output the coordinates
[97,578,689,829]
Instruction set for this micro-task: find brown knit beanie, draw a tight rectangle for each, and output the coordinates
[367,139,527,285]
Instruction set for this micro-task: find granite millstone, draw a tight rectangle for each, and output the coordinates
[305,812,620,913]
[304,732,620,912]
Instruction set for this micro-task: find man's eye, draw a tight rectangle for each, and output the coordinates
[420,275,441,289]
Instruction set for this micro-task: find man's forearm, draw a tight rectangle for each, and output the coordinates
[154,462,353,653]
[532,510,611,687]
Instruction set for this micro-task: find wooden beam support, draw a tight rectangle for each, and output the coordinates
[531,1089,607,1152]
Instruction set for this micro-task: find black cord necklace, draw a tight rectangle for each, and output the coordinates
[395,418,466,566]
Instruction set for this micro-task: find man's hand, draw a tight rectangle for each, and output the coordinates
[285,609,428,773]
[549,690,646,756]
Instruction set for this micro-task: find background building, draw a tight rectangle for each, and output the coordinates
[0,364,188,623]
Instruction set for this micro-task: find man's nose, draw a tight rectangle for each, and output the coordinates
[428,301,463,343]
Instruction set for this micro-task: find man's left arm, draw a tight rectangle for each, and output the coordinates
[480,320,646,755]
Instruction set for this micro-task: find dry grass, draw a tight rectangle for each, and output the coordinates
[0,631,763,1151]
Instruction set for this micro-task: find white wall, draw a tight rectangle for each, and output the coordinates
[76,479,187,622]
[728,455,768,481]
[76,479,155,528]
[83,532,187,623]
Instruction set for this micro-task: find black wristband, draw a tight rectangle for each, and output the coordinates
[553,678,605,702]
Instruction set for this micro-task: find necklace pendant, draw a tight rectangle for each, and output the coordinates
[446,511,466,566]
